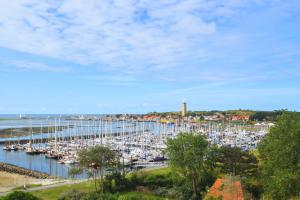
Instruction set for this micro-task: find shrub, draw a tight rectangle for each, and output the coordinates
[58,189,87,200]
[84,192,118,200]
[143,174,173,190]
[3,191,41,200]
[117,193,161,200]
[103,172,130,192]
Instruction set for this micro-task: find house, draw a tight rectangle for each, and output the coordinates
[231,115,250,121]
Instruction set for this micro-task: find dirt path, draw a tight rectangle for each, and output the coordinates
[0,171,87,197]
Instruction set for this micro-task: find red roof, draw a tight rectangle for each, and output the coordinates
[205,178,244,200]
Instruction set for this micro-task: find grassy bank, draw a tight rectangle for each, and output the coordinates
[31,181,93,200]
[30,167,170,200]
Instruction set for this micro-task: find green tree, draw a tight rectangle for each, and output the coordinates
[73,145,118,194]
[258,112,300,199]
[216,146,258,177]
[166,133,215,200]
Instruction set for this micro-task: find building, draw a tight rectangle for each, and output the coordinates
[182,102,187,117]
[231,115,250,121]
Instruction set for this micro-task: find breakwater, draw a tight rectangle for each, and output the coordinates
[0,162,51,179]
[0,130,149,145]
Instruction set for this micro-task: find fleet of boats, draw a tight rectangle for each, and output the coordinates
[2,118,272,169]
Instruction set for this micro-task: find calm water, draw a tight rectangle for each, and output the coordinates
[0,115,169,178]
[0,144,87,178]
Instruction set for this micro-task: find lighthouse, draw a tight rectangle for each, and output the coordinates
[182,102,187,117]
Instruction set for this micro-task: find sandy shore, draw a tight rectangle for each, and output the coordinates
[0,171,61,193]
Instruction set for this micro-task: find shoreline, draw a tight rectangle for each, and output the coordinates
[0,170,65,194]
[0,162,52,179]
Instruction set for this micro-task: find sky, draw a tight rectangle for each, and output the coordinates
[0,0,300,114]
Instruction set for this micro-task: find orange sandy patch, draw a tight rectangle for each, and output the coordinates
[205,178,244,200]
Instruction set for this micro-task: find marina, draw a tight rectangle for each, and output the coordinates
[0,115,272,178]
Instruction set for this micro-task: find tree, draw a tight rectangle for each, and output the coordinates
[258,112,300,199]
[216,146,258,177]
[166,133,216,200]
[74,145,118,194]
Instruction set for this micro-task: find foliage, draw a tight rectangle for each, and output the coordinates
[84,192,118,200]
[250,110,285,121]
[68,167,84,179]
[75,145,118,193]
[3,191,41,200]
[103,172,130,192]
[258,112,300,199]
[166,133,216,200]
[58,189,87,200]
[241,177,262,200]
[117,192,162,200]
[216,146,258,177]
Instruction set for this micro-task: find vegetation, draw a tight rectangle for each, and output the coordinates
[250,110,286,121]
[258,112,300,199]
[165,133,217,200]
[147,109,297,122]
[31,181,94,200]
[216,146,258,177]
[70,145,118,194]
[3,111,300,200]
[58,188,87,200]
[2,191,41,200]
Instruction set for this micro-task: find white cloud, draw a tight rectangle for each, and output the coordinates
[0,0,252,73]
[6,60,71,73]
[85,75,135,82]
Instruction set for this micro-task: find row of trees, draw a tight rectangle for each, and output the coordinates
[165,133,259,200]
[258,112,300,199]
[165,111,300,200]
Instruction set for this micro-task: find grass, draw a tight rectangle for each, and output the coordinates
[126,166,171,178]
[13,184,42,191]
[30,167,171,200]
[118,191,166,199]
[31,181,94,200]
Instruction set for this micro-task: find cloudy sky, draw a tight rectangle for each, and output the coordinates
[0,0,299,114]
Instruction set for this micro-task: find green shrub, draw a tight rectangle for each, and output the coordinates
[104,172,130,192]
[3,191,41,200]
[84,192,118,200]
[58,189,86,200]
[128,172,146,187]
[117,193,161,200]
[143,174,173,190]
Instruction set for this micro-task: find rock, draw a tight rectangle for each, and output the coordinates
[0,162,52,179]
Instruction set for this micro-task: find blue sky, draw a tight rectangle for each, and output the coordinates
[0,0,300,114]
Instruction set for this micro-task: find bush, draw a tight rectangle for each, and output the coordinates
[58,189,87,200]
[143,174,173,190]
[3,191,41,200]
[117,193,161,200]
[103,172,130,192]
[241,177,262,199]
[128,172,146,187]
[84,192,118,200]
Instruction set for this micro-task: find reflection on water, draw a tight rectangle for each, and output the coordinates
[0,145,86,179]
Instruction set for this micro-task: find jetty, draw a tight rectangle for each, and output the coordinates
[0,162,51,179]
